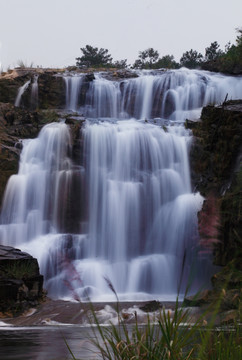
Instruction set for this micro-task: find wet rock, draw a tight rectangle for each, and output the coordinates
[85,73,95,81]
[139,300,162,312]
[184,290,211,307]
[0,68,67,109]
[37,73,65,109]
[0,74,31,104]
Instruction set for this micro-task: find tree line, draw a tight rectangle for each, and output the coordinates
[75,28,242,74]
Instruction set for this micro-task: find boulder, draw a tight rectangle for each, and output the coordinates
[0,245,44,316]
[139,300,162,312]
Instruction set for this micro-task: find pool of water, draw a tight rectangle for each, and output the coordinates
[0,326,98,360]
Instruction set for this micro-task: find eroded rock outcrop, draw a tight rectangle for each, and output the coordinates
[0,245,44,316]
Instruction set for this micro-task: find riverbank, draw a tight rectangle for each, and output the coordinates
[1,298,183,326]
[1,295,236,328]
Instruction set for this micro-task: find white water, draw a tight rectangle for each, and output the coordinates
[1,69,242,301]
[14,80,31,107]
[31,74,39,109]
[64,68,242,121]
[0,120,204,301]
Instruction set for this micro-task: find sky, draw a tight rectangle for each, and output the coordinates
[0,0,241,70]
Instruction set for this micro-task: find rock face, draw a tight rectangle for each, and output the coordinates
[0,102,43,208]
[187,100,242,314]
[0,69,66,109]
[188,100,242,264]
[0,245,44,315]
[188,100,242,196]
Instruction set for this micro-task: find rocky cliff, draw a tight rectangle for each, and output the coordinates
[186,100,242,314]
[188,100,242,265]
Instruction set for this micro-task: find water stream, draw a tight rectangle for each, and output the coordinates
[14,80,31,107]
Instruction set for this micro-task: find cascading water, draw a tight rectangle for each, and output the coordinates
[1,68,242,301]
[64,75,83,111]
[30,74,39,109]
[14,80,31,107]
[64,68,242,121]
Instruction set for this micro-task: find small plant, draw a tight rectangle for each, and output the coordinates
[3,260,38,279]
[64,274,204,360]
[197,323,242,360]
[16,60,34,69]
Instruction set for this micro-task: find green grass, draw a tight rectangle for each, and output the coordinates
[86,302,241,360]
[63,277,241,360]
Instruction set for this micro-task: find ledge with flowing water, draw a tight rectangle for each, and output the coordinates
[1,67,242,118]
[64,68,242,121]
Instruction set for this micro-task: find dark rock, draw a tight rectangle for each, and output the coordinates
[37,74,65,109]
[0,245,44,316]
[190,100,242,196]
[185,119,200,129]
[139,300,162,312]
[85,73,95,81]
[0,74,31,104]
[111,70,139,79]
[189,100,242,309]
[184,290,211,307]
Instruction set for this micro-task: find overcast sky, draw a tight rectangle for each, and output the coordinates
[0,0,241,70]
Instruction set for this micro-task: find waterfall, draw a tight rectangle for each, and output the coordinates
[30,75,39,109]
[14,80,31,107]
[64,69,242,121]
[0,120,205,301]
[1,68,241,301]
[64,75,83,111]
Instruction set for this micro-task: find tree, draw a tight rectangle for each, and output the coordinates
[215,27,242,73]
[154,55,180,69]
[113,59,128,69]
[205,41,223,62]
[76,45,113,68]
[235,27,242,47]
[133,48,159,69]
[224,41,232,53]
[180,49,203,69]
